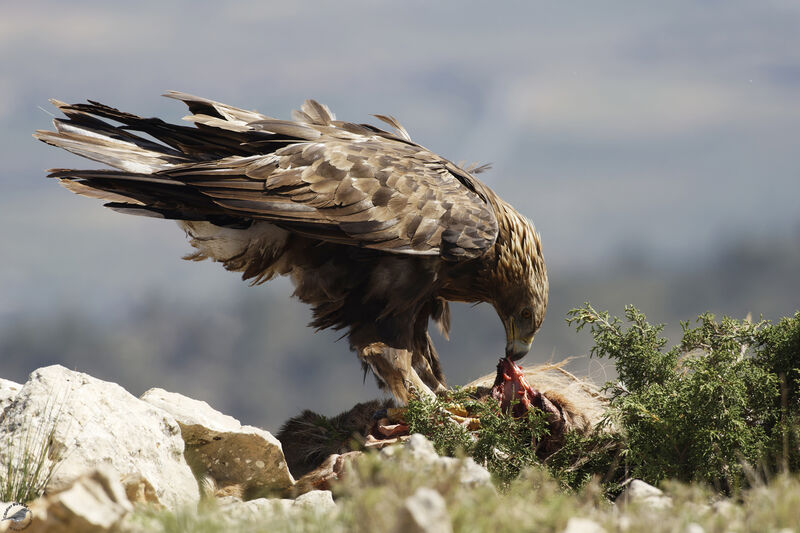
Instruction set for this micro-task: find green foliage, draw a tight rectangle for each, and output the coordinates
[567,303,800,491]
[403,389,473,458]
[469,401,550,486]
[406,388,551,486]
[544,429,626,495]
[754,312,800,472]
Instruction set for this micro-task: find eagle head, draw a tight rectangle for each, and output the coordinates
[491,206,549,361]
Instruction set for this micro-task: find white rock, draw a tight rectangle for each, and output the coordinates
[397,487,452,533]
[381,434,492,489]
[218,490,336,525]
[140,388,242,431]
[120,472,160,506]
[140,388,294,496]
[618,479,672,510]
[293,490,336,512]
[562,517,607,533]
[219,498,283,522]
[0,365,199,508]
[404,433,438,457]
[26,466,133,533]
[684,523,705,533]
[0,378,22,414]
[457,458,494,487]
[623,479,664,499]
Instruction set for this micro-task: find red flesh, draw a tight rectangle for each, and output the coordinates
[491,358,562,423]
[491,357,538,417]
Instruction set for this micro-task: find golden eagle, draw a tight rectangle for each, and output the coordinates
[35,92,548,403]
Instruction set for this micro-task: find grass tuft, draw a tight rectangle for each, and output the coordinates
[1,390,69,503]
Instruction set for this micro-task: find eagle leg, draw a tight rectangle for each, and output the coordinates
[411,332,448,395]
[358,343,435,404]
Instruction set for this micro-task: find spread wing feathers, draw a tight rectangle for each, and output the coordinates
[35,93,500,260]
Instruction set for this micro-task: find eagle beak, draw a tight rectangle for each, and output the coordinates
[504,318,533,361]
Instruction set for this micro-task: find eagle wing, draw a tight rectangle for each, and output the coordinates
[37,92,500,260]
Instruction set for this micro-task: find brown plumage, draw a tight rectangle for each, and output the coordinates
[34,92,548,402]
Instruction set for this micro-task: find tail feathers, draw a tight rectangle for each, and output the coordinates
[105,203,171,218]
[38,96,299,163]
[34,93,315,225]
[47,168,219,222]
[49,98,187,156]
[104,202,251,228]
[47,168,187,186]
[58,178,145,205]
[34,127,183,174]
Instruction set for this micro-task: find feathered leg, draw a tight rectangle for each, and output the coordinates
[358,343,436,404]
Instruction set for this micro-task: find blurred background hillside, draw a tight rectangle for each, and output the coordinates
[1,1,798,430]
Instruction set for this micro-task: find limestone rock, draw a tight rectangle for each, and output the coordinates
[218,497,280,522]
[381,434,492,489]
[25,466,133,533]
[293,489,336,512]
[396,487,452,533]
[617,479,672,510]
[0,365,198,508]
[562,517,607,533]
[140,388,294,498]
[684,523,705,533]
[218,490,336,524]
[120,473,160,506]
[0,378,22,414]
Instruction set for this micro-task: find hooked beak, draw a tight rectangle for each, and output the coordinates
[505,318,533,361]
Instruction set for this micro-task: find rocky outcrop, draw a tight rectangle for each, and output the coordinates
[0,367,501,533]
[217,489,337,524]
[25,467,133,533]
[0,365,346,532]
[140,388,294,498]
[0,366,199,508]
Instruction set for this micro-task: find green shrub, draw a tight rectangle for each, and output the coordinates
[407,304,800,495]
[406,388,551,487]
[567,304,800,492]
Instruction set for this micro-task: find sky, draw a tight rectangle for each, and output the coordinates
[1,1,798,426]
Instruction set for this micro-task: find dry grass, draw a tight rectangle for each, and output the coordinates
[130,446,800,533]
